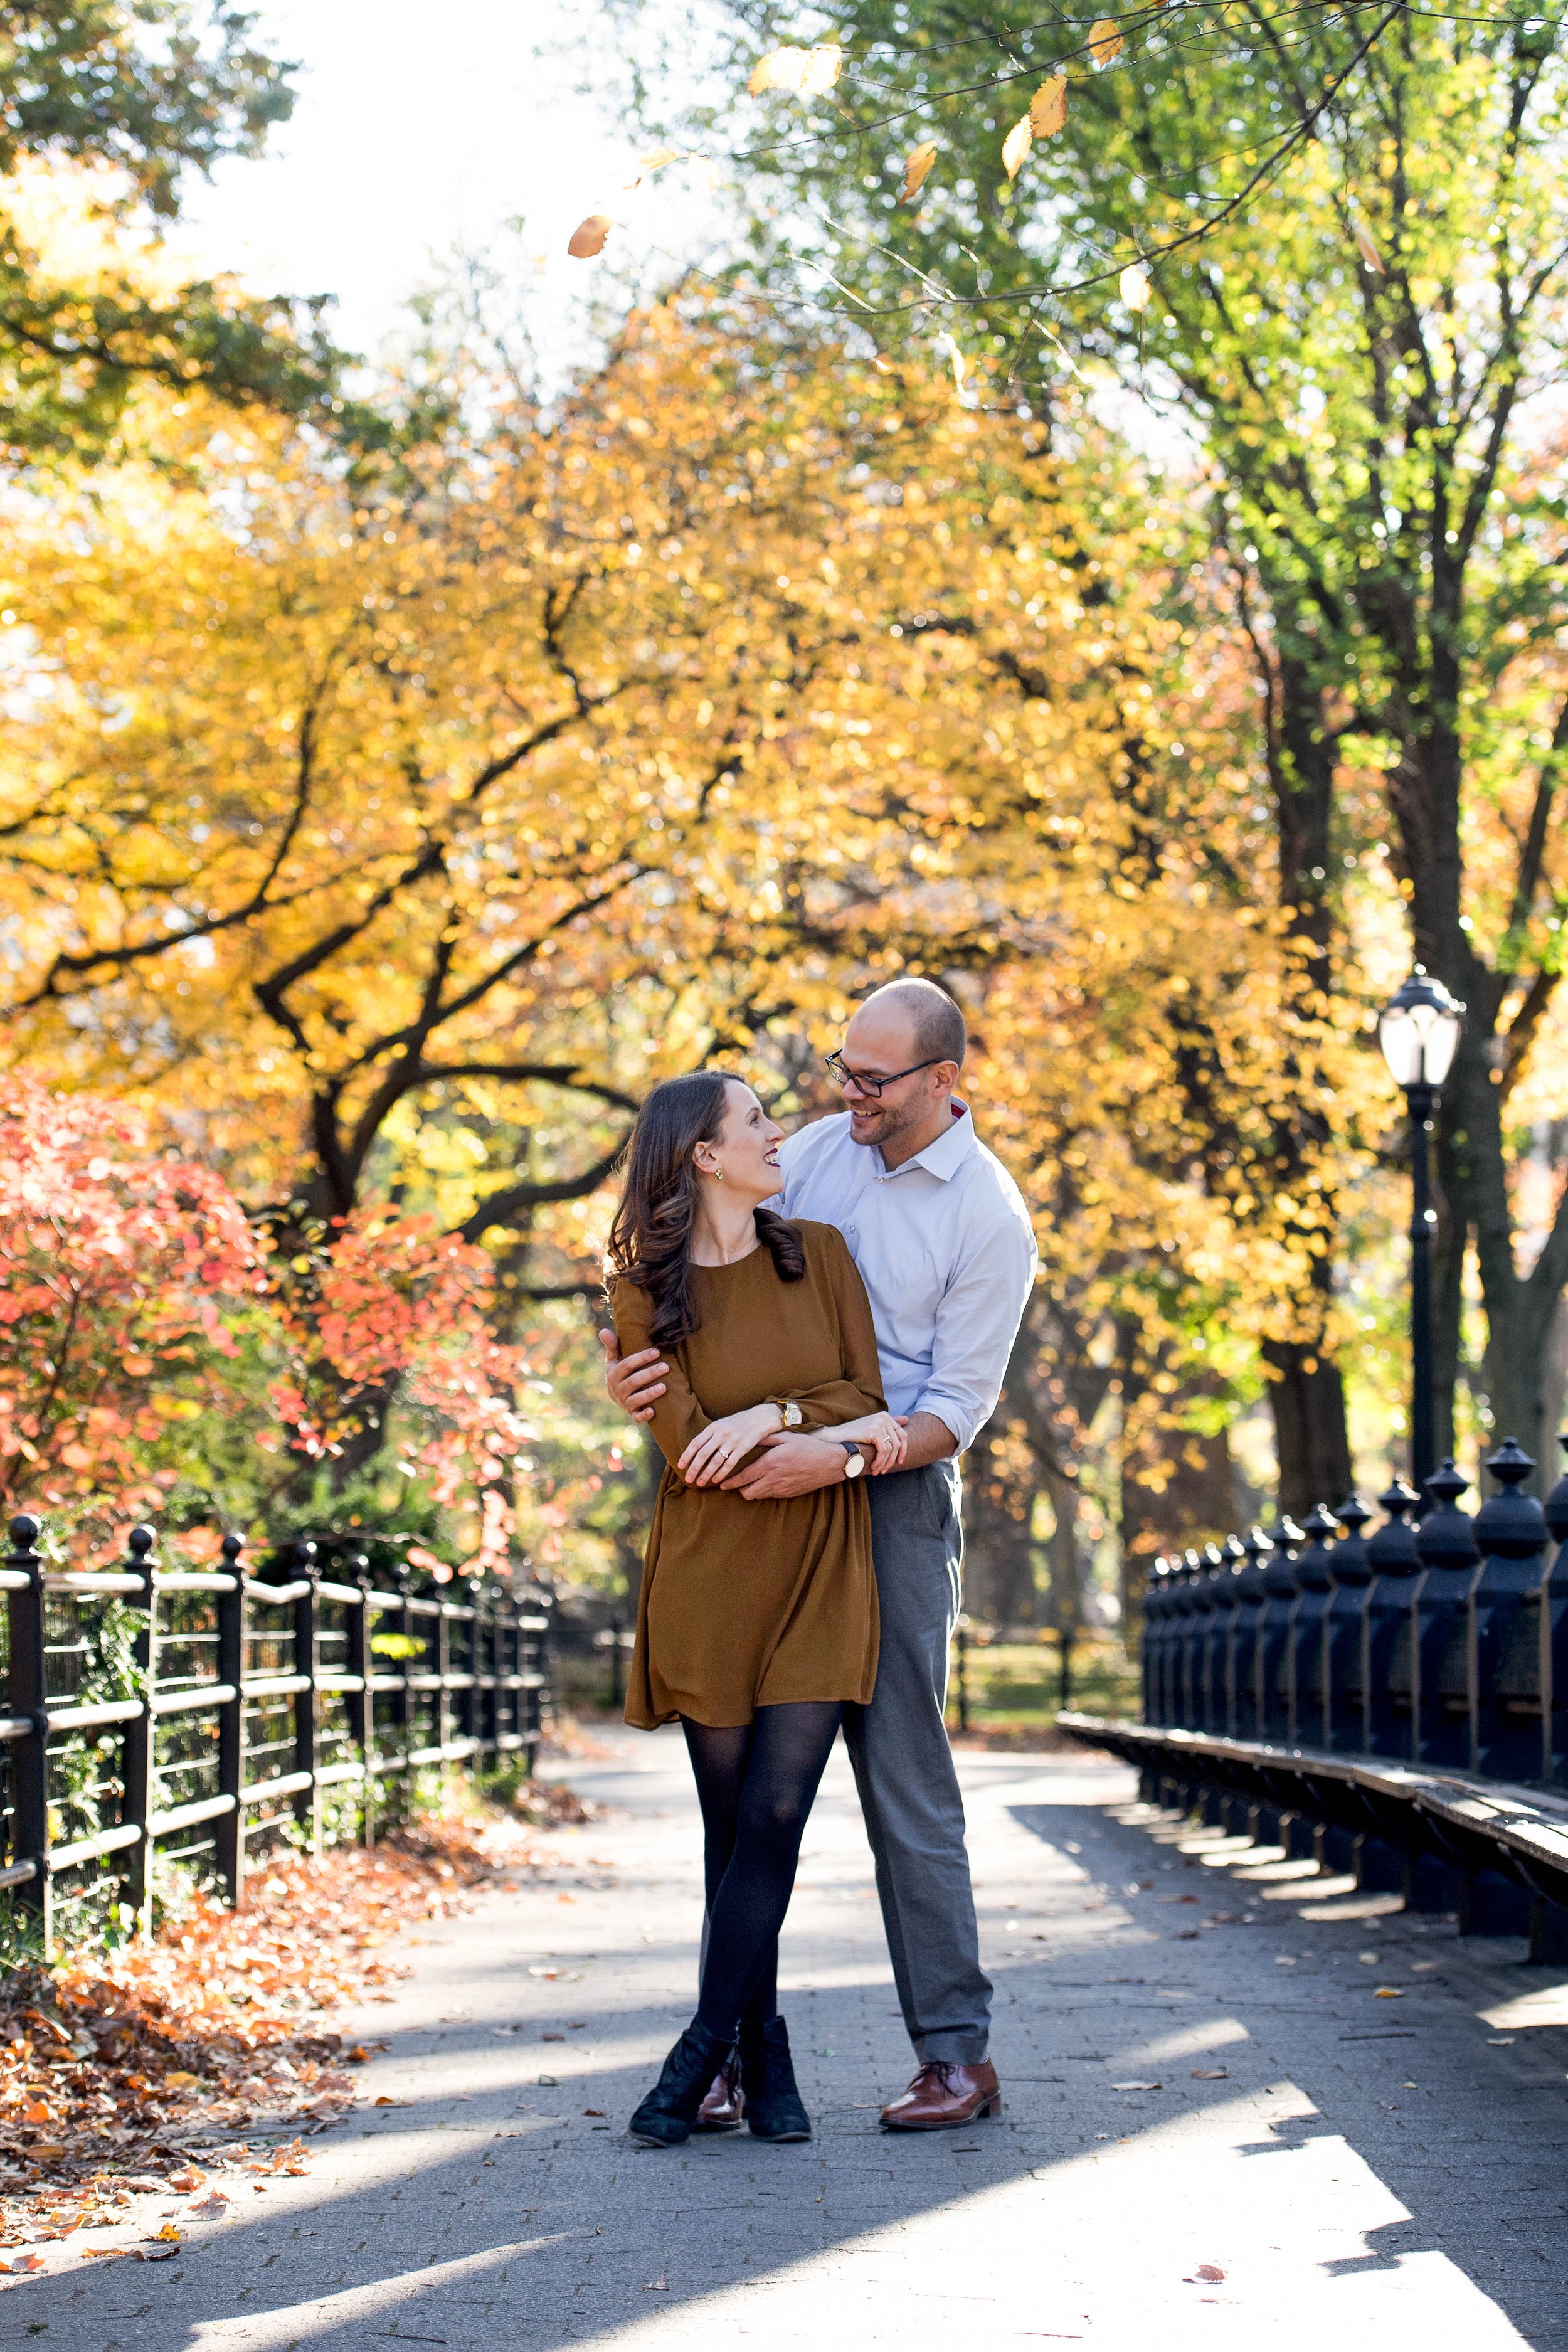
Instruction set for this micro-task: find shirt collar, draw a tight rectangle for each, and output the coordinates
[877,1100,976,1182]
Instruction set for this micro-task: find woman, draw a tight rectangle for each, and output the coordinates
[607,1069,902,2149]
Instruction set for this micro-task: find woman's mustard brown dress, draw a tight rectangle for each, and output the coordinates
[610,1220,882,1729]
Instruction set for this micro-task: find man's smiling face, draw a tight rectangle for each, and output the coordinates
[837,1000,950,1155]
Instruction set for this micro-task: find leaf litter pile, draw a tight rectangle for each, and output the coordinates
[0,1804,566,2265]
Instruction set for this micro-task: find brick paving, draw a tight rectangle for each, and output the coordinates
[13,1734,1568,2349]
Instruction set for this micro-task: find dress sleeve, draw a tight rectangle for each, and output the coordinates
[783,1232,887,1429]
[608,1275,711,1473]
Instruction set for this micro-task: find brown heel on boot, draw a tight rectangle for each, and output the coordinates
[694,2050,744,2131]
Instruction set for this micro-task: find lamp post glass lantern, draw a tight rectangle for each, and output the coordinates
[1378,967,1465,1497]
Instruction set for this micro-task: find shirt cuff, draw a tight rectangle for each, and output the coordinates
[911,1393,978,1455]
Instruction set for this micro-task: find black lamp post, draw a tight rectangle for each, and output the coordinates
[1377,966,1465,1496]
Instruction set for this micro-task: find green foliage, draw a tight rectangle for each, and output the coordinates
[0,2,380,461]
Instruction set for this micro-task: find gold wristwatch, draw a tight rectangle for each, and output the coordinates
[840,1441,867,1479]
[768,1396,803,1428]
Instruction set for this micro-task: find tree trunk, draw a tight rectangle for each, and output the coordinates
[1261,1337,1353,1519]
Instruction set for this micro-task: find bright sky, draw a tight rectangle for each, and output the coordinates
[174,0,726,368]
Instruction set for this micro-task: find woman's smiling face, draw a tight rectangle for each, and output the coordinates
[699,1080,785,1204]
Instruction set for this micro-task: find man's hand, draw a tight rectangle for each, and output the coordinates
[599,1328,668,1425]
[721,1431,845,1500]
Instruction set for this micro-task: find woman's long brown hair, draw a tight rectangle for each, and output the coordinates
[606,1072,805,1349]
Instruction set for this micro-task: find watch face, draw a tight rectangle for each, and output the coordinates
[844,1449,865,1477]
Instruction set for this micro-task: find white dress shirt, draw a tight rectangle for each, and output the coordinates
[772,1103,1037,1455]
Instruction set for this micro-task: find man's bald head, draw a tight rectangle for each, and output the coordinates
[859,978,967,1071]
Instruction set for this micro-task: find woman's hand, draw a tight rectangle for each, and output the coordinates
[820,1412,908,1474]
[677,1402,783,1488]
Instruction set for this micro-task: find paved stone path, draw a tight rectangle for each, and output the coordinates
[14,1733,1568,2349]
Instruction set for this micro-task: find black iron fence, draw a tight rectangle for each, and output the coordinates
[0,1513,554,1946]
[1060,1439,1568,1957]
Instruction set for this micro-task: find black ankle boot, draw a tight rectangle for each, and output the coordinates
[629,2021,735,2148]
[740,2015,811,2142]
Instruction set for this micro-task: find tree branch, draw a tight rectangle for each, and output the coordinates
[457,1138,632,1240]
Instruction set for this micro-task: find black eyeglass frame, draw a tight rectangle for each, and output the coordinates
[823,1051,947,1099]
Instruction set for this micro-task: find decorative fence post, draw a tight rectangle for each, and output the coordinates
[1229,1528,1269,1741]
[1140,1559,1165,1725]
[1365,1479,1421,1757]
[1322,1496,1372,1752]
[215,1533,245,1905]
[1542,1439,1568,1789]
[1257,1517,1303,1744]
[121,1525,159,1928]
[288,1540,319,1852]
[5,1515,49,1937]
[1411,1460,1481,1771]
[344,1553,373,1846]
[1204,1536,1243,1737]
[1179,1549,1210,1730]
[1468,1439,1548,1783]
[1287,1507,1337,1749]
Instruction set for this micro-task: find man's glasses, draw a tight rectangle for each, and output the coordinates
[824,1051,944,1100]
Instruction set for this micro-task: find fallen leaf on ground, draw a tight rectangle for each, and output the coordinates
[79,2245,129,2260]
[643,2274,669,2291]
[1191,2069,1229,2080]
[189,2193,229,2218]
[0,1806,551,2228]
[373,2096,398,2107]
[538,2075,559,2087]
[1111,2080,1161,2092]
[0,2255,43,2274]
[1374,1988,1404,1998]
[583,2108,606,2117]
[1195,2264,1226,2282]
[154,2223,181,2242]
[134,2244,179,2262]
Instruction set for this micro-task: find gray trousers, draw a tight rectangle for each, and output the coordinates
[842,1459,992,2066]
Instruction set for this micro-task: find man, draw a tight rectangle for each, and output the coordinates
[601,977,1038,2129]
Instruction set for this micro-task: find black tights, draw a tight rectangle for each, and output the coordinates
[682,1701,842,2043]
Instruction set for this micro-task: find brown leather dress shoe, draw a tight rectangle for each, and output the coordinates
[694,2051,744,2131]
[879,2060,1002,2131]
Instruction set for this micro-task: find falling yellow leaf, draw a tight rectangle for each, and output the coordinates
[748,43,842,97]
[623,147,685,189]
[1352,214,1385,273]
[1030,76,1067,136]
[567,215,612,260]
[1001,116,1032,179]
[1120,262,1152,311]
[899,140,938,203]
[1089,18,1124,64]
